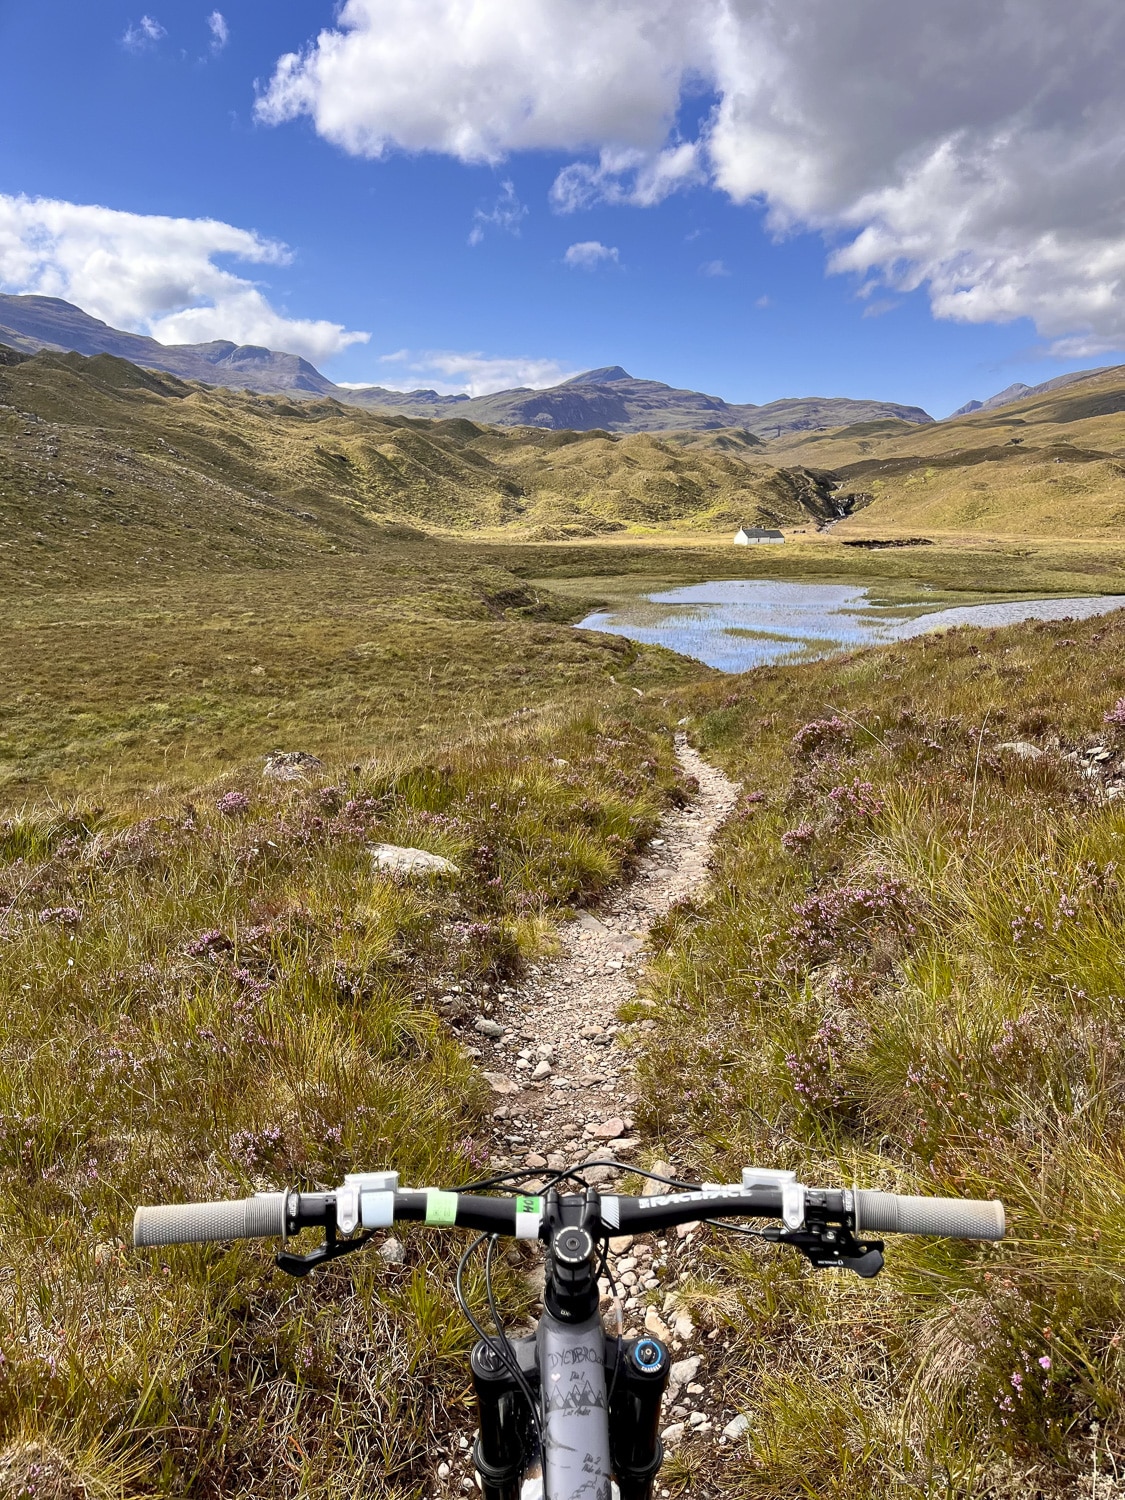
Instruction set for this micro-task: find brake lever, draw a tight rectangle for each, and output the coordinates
[276,1230,372,1278]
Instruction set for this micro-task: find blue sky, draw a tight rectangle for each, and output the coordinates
[1,0,1123,418]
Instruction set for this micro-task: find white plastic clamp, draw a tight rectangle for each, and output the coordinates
[337,1171,400,1236]
[741,1166,806,1231]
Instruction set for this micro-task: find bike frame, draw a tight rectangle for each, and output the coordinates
[471,1270,669,1500]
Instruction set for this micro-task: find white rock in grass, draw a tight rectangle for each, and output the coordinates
[262,750,325,781]
[998,741,1044,761]
[723,1413,749,1441]
[368,844,460,878]
[378,1237,405,1264]
[660,1422,686,1449]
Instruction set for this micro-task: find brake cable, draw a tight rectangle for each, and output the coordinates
[484,1234,543,1449]
[455,1232,543,1450]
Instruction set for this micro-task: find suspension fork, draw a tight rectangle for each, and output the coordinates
[472,1328,672,1499]
[607,1336,670,1500]
[537,1307,612,1500]
[471,1335,539,1500]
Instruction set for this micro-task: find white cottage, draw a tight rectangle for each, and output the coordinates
[734,526,785,545]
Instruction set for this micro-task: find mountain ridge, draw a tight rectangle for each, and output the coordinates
[951,366,1112,417]
[344,366,935,436]
[0,292,932,438]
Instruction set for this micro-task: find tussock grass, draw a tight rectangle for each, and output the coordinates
[634,606,1125,1494]
[0,702,692,1496]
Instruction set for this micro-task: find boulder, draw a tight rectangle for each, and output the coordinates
[997,741,1044,761]
[368,844,460,878]
[262,750,325,782]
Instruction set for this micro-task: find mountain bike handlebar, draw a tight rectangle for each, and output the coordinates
[132,1165,1003,1500]
[133,1171,1004,1250]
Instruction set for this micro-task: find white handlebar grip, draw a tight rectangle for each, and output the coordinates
[133,1192,287,1247]
[853,1190,1004,1240]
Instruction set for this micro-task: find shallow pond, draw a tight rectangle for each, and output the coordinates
[577,580,1125,673]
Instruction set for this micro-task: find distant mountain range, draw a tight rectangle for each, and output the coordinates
[343,364,936,436]
[0,293,933,438]
[0,293,339,396]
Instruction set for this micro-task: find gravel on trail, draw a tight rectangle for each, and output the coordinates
[443,736,746,1487]
[475,737,739,1175]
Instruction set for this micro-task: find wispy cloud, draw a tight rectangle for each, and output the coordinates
[700,259,729,277]
[564,241,619,271]
[122,14,165,50]
[551,144,703,212]
[207,10,229,51]
[376,348,576,397]
[468,181,526,246]
[755,294,772,308]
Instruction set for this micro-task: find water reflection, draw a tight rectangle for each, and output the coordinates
[578,579,1125,673]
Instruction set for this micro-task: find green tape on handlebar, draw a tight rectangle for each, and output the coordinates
[515,1195,542,1240]
[425,1190,458,1226]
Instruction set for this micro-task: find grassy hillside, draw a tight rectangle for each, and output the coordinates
[7,340,1125,556]
[0,346,838,570]
[766,365,1125,538]
[631,605,1125,1496]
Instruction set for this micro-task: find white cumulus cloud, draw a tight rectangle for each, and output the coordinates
[257,0,1125,354]
[564,241,619,270]
[376,349,576,397]
[0,194,369,365]
[207,10,229,51]
[255,0,703,162]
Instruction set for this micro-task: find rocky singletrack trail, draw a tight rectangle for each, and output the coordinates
[448,736,746,1484]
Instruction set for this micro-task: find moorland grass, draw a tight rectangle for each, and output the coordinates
[0,549,702,805]
[0,703,695,1497]
[627,606,1125,1496]
[489,532,1125,601]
